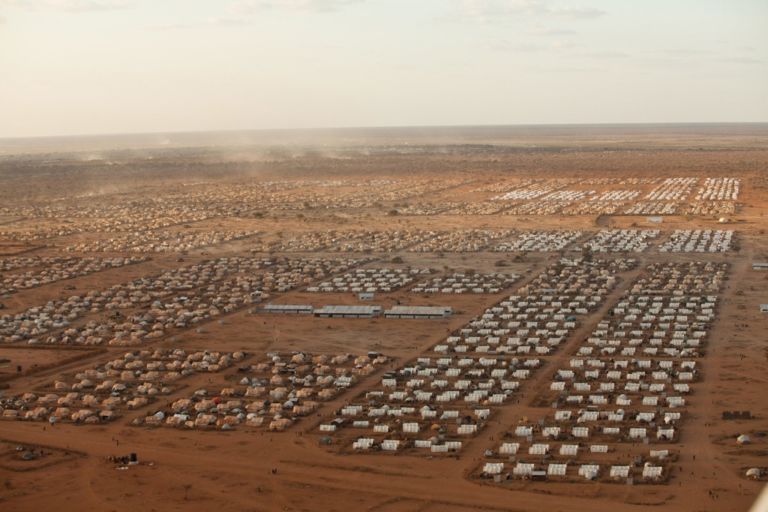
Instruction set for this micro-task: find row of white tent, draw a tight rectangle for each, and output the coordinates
[645,177,698,201]
[352,437,463,452]
[659,230,733,253]
[483,461,665,480]
[493,231,582,252]
[482,261,726,483]
[411,272,520,294]
[696,177,740,201]
[582,230,659,253]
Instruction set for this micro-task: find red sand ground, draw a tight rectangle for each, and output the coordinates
[0,128,766,511]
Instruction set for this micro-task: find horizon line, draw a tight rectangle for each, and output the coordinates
[2,121,768,143]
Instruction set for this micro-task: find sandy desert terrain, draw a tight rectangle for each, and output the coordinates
[0,124,766,512]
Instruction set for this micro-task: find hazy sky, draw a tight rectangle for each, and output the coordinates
[0,0,766,137]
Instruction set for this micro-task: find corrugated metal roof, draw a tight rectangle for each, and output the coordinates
[384,306,452,316]
[315,305,382,315]
[263,304,314,311]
